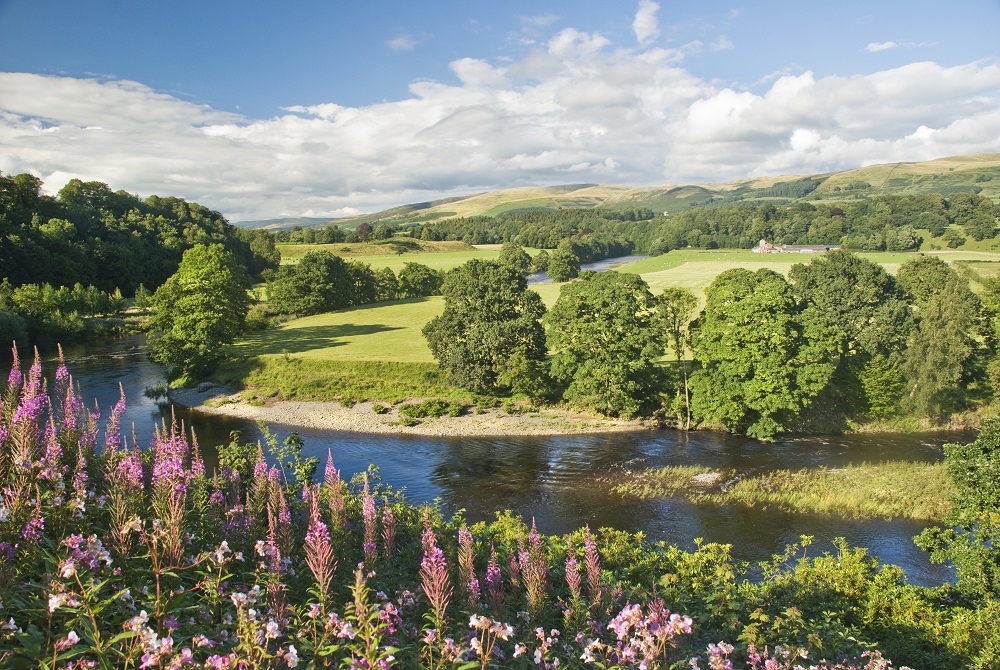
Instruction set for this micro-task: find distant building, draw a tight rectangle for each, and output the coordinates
[752,239,841,254]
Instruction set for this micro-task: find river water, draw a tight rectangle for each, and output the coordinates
[13,335,972,586]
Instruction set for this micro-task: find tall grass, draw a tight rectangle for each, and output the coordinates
[614,461,955,522]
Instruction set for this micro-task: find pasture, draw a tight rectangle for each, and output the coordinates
[224,246,1000,401]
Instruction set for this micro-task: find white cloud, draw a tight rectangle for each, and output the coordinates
[633,0,660,47]
[1,36,999,220]
[866,41,898,52]
[387,34,421,52]
[711,35,735,51]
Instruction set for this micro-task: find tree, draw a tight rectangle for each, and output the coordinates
[267,250,353,315]
[545,272,664,417]
[902,277,985,419]
[356,222,373,243]
[895,255,958,308]
[498,242,532,275]
[658,287,698,428]
[547,246,580,282]
[147,244,250,378]
[690,268,840,439]
[398,263,442,298]
[789,250,913,418]
[917,420,1000,601]
[374,267,399,302]
[422,260,548,396]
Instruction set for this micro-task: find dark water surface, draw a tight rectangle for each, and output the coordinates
[17,335,972,586]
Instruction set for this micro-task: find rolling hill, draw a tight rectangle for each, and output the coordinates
[252,153,1000,230]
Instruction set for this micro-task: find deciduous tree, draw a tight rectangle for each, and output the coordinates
[546,271,663,417]
[690,268,839,438]
[423,260,547,396]
[147,244,250,378]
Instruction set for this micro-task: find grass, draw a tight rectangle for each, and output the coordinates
[213,357,465,404]
[614,461,956,522]
[234,297,443,363]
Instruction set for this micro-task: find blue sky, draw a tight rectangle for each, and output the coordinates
[1,0,999,220]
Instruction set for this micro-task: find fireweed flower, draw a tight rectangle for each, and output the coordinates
[485,546,505,612]
[362,476,378,565]
[419,522,452,629]
[381,498,396,560]
[304,486,336,600]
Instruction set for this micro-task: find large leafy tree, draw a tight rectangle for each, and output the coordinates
[147,244,251,378]
[422,259,547,396]
[903,276,986,419]
[398,263,442,299]
[788,250,912,418]
[545,271,664,417]
[690,268,840,438]
[546,244,580,282]
[267,250,354,315]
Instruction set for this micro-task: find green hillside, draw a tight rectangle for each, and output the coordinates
[317,153,1000,229]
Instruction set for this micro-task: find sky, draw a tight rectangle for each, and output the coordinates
[1,0,999,221]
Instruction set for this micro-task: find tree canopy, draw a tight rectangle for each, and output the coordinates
[422,260,547,396]
[690,268,840,438]
[546,271,664,417]
[147,244,251,378]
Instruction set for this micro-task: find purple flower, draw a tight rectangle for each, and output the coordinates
[419,522,452,628]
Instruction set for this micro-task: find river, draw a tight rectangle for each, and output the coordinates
[12,335,971,586]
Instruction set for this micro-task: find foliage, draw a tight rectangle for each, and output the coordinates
[3,357,1000,668]
[546,245,581,282]
[397,262,443,299]
[147,244,252,379]
[690,268,840,438]
[0,173,275,294]
[267,250,382,316]
[902,275,986,419]
[423,259,549,396]
[497,242,532,275]
[916,419,1000,602]
[657,287,698,427]
[546,271,664,417]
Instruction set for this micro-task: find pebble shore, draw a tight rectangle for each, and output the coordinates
[168,386,649,436]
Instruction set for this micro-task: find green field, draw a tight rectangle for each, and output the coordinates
[224,247,1000,400]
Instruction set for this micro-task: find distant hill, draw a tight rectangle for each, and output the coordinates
[233,216,335,230]
[249,153,1000,230]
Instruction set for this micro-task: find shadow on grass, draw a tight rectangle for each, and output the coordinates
[236,323,403,356]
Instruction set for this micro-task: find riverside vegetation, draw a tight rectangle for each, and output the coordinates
[4,353,1000,669]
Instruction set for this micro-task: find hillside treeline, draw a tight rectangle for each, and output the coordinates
[0,173,280,294]
[415,193,997,255]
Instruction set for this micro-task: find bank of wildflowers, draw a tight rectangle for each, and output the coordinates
[0,346,943,668]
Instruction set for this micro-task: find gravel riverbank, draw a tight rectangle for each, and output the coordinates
[168,386,649,436]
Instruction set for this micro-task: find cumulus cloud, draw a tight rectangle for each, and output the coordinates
[1,29,999,220]
[632,0,660,47]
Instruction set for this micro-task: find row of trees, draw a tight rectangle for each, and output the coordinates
[266,251,444,317]
[424,250,995,437]
[408,193,996,257]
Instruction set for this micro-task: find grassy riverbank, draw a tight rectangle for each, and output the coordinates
[613,461,956,522]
